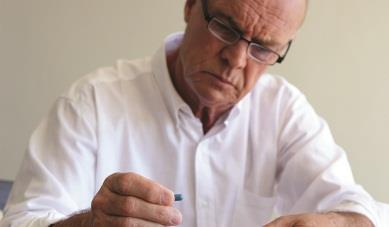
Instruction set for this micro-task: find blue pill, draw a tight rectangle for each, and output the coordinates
[174,194,183,201]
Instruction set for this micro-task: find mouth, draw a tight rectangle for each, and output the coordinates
[204,71,235,87]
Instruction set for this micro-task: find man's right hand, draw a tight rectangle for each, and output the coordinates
[52,172,182,227]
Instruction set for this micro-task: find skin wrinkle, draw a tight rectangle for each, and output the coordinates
[176,2,238,110]
[170,0,307,133]
[204,1,281,88]
[212,0,295,46]
[247,3,287,44]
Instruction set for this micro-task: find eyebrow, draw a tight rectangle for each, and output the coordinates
[212,11,283,48]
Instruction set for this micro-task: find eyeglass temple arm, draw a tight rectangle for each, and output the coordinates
[277,40,293,63]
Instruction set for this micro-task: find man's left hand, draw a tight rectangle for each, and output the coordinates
[264,212,373,227]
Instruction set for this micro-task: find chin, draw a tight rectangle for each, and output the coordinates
[191,81,240,107]
[198,91,237,108]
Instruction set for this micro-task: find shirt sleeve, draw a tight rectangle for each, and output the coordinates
[275,89,379,226]
[0,84,98,227]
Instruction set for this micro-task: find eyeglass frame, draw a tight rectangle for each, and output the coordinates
[200,0,293,65]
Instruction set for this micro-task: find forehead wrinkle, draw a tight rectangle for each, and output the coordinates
[243,1,289,44]
[212,0,289,46]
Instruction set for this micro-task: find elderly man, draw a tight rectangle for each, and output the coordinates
[0,0,378,226]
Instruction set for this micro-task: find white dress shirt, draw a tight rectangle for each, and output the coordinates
[0,33,379,227]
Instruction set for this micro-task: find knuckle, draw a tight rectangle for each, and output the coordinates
[103,172,121,189]
[123,197,138,215]
[91,194,105,211]
[124,172,137,183]
[116,179,128,192]
[106,172,119,183]
[124,173,138,189]
[144,185,158,202]
[126,172,137,178]
[117,172,138,192]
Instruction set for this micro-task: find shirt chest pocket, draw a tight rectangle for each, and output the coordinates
[231,190,276,226]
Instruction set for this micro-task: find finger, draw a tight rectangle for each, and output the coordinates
[263,215,296,227]
[93,212,169,227]
[105,172,174,206]
[99,192,182,226]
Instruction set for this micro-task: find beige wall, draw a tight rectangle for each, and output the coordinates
[1,0,388,203]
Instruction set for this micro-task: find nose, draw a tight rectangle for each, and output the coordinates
[220,40,248,69]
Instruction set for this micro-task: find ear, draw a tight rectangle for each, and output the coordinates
[184,0,197,23]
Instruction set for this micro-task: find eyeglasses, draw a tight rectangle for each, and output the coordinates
[201,0,292,65]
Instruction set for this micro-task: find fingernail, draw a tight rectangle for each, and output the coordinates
[170,209,182,225]
[160,190,174,205]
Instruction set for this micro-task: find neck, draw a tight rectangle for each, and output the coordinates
[167,49,231,134]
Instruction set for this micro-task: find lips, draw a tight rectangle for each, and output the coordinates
[205,71,235,87]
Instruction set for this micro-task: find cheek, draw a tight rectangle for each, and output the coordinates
[180,42,222,77]
[180,27,224,74]
[242,65,267,92]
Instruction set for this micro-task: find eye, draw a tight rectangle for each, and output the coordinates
[249,44,278,62]
[209,18,240,44]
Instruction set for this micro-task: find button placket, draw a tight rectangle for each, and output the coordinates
[194,140,216,227]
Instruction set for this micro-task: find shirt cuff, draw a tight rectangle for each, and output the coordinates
[328,201,378,227]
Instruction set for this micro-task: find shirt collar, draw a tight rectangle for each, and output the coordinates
[223,93,249,126]
[151,32,191,127]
